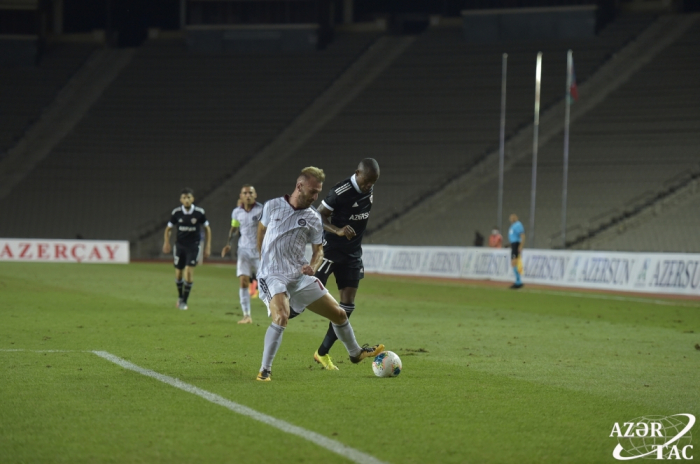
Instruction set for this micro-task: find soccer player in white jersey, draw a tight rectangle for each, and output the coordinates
[255,166,384,382]
[221,185,263,324]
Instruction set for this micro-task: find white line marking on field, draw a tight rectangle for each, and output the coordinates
[92,351,387,464]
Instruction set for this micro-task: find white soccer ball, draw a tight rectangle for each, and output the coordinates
[372,351,402,378]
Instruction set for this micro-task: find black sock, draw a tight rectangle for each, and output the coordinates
[176,280,184,298]
[318,303,354,356]
[182,281,193,303]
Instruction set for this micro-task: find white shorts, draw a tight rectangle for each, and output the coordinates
[236,247,260,278]
[258,273,329,317]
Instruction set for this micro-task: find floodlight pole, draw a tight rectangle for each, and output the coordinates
[529,52,542,248]
[562,50,573,249]
[497,53,507,234]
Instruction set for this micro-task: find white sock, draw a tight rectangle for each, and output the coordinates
[239,288,251,316]
[332,320,362,357]
[261,323,285,371]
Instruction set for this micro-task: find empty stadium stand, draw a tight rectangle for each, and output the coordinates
[0,42,96,157]
[244,13,658,245]
[372,16,698,250]
[594,186,700,252]
[0,32,380,244]
[3,10,697,256]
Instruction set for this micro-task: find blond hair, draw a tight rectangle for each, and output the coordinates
[299,166,325,183]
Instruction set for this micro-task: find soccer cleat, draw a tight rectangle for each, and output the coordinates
[238,316,253,324]
[350,344,385,364]
[178,301,189,310]
[314,350,339,370]
[509,283,524,290]
[249,280,259,299]
[256,369,271,381]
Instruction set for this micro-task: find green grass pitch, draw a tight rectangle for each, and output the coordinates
[1,262,698,463]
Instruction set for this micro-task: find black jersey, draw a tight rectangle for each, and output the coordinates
[168,205,209,247]
[320,175,373,260]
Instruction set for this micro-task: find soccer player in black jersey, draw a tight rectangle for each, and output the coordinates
[305,158,380,370]
[162,188,212,310]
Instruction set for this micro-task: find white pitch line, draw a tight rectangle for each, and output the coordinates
[92,351,387,464]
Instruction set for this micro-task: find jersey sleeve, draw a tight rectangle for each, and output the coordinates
[309,214,323,245]
[231,209,240,227]
[321,188,338,212]
[201,210,210,227]
[260,201,271,227]
[167,212,177,228]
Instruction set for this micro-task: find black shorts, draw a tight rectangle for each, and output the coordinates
[315,256,364,289]
[173,243,201,270]
[511,242,521,260]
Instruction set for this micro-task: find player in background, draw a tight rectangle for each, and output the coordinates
[221,185,263,324]
[508,213,525,289]
[163,188,211,310]
[254,166,384,382]
[295,158,380,371]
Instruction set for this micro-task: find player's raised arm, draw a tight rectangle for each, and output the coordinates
[318,203,356,240]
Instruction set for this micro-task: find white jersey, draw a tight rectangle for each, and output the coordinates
[231,202,263,250]
[258,196,323,279]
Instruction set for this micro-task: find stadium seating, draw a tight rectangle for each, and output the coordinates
[246,14,658,244]
[0,32,379,242]
[391,19,700,249]
[0,43,96,157]
[5,12,696,255]
[594,189,700,252]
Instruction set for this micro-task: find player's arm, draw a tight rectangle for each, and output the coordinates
[318,204,356,240]
[519,233,525,252]
[302,243,324,276]
[162,225,172,254]
[203,225,211,259]
[257,222,266,255]
[221,225,239,257]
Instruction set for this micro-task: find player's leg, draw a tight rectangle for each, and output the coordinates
[317,285,357,357]
[180,245,199,307]
[174,245,186,309]
[181,266,194,308]
[237,250,253,323]
[510,243,523,289]
[257,277,290,381]
[249,256,260,299]
[238,275,252,323]
[300,279,382,364]
[315,261,362,366]
[311,260,341,368]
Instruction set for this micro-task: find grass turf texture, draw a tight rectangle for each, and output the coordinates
[1,262,698,464]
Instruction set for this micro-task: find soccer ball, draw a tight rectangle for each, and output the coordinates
[372,351,402,378]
